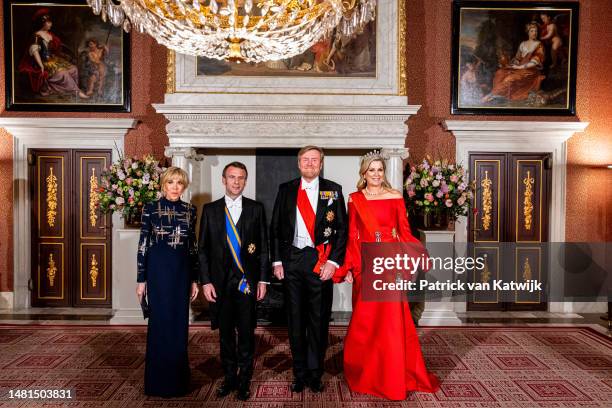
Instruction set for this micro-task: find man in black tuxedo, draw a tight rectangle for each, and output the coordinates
[270,146,347,393]
[199,162,269,401]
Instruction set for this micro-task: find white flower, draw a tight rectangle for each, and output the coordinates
[131,162,138,169]
[432,180,440,187]
[156,191,162,200]
[323,227,332,237]
[115,197,125,205]
[142,173,150,185]
[420,178,429,187]
[117,170,126,180]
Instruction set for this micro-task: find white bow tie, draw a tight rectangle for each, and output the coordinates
[227,202,241,209]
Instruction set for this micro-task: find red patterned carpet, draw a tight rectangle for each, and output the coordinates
[0,325,611,407]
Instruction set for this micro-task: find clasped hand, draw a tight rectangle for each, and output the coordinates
[202,282,267,302]
[274,262,337,281]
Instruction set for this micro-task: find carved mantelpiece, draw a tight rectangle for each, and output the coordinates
[155,94,420,151]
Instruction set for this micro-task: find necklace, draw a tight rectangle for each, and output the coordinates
[364,187,383,196]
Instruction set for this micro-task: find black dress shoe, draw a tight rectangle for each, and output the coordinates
[216,380,236,397]
[236,383,251,401]
[309,378,324,393]
[290,379,305,393]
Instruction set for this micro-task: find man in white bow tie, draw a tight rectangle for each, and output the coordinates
[270,146,347,393]
[199,162,270,401]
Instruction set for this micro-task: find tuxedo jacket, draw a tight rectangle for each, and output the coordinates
[198,197,270,295]
[270,177,347,266]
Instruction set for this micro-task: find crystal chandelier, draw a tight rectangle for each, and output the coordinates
[87,0,377,63]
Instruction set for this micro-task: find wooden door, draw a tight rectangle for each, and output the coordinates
[31,151,71,307]
[73,151,112,307]
[468,152,551,311]
[30,149,112,307]
[468,154,506,311]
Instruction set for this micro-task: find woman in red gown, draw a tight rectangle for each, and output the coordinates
[333,152,439,400]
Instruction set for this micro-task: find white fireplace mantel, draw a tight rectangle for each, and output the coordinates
[155,94,420,150]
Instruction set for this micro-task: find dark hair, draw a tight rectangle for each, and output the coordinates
[33,14,52,31]
[86,38,99,46]
[222,161,248,178]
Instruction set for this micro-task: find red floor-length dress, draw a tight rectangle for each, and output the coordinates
[333,192,440,400]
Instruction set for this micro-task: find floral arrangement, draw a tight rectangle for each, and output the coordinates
[97,154,165,219]
[404,157,474,221]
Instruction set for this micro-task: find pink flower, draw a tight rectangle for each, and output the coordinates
[424,193,434,202]
[408,190,416,198]
[436,191,444,198]
[450,175,458,183]
[445,199,453,207]
[125,178,133,185]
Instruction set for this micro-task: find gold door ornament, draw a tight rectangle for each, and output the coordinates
[522,257,532,281]
[523,170,534,231]
[480,171,493,231]
[481,259,491,283]
[47,253,57,287]
[46,167,58,228]
[89,254,99,288]
[89,168,99,228]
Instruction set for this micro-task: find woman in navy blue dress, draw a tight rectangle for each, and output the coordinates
[136,166,200,397]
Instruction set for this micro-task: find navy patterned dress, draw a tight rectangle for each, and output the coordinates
[137,198,199,397]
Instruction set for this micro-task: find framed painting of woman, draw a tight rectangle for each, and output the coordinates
[3,0,130,112]
[451,1,579,115]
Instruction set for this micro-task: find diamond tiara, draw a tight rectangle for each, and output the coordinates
[361,149,384,161]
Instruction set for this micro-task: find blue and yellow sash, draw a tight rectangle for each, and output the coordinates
[225,207,250,294]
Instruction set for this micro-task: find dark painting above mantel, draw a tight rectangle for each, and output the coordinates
[451,1,578,116]
[3,0,130,112]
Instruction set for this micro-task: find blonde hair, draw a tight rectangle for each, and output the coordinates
[356,155,392,191]
[297,145,324,162]
[160,166,189,195]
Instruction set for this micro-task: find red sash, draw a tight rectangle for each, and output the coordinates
[297,182,331,274]
[350,192,383,241]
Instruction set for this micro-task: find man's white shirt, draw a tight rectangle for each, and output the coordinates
[225,195,242,224]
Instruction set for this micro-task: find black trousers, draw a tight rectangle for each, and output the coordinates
[283,246,333,381]
[218,276,256,384]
